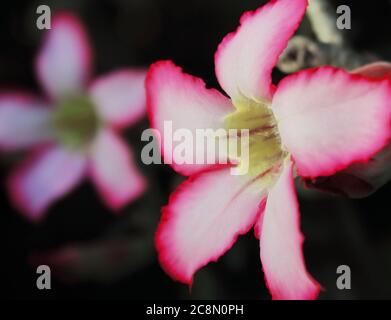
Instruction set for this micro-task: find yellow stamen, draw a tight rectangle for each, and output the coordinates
[224,98,286,187]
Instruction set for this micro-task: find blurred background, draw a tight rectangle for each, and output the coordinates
[1,0,391,300]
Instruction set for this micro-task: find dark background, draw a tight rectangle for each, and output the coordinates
[1,0,391,300]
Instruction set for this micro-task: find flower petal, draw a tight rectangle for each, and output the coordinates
[156,167,266,285]
[258,160,320,300]
[146,60,234,176]
[35,12,92,100]
[304,141,391,198]
[352,61,391,79]
[272,67,391,178]
[0,93,53,151]
[88,129,146,210]
[89,69,147,129]
[304,63,391,197]
[8,146,87,221]
[215,0,308,101]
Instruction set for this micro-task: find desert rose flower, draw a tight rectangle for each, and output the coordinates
[0,13,147,221]
[146,0,391,299]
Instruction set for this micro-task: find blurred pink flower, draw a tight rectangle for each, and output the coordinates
[0,12,147,221]
[146,0,391,299]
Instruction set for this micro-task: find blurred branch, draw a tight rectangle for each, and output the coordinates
[306,0,344,45]
[31,235,154,284]
[278,0,378,73]
[278,36,376,73]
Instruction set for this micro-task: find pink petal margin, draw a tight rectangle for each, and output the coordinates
[215,0,308,101]
[156,167,266,285]
[7,145,87,222]
[88,129,146,211]
[272,66,391,178]
[146,60,233,176]
[258,160,320,300]
[89,69,147,130]
[352,61,391,80]
[0,92,52,151]
[35,12,92,101]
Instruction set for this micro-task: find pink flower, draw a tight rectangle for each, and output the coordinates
[146,0,391,300]
[0,12,147,221]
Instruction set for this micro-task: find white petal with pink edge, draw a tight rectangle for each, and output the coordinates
[215,0,308,101]
[8,146,87,221]
[258,160,320,300]
[89,69,147,129]
[0,93,53,151]
[272,67,391,178]
[88,129,146,210]
[35,12,92,101]
[147,61,234,176]
[156,167,266,285]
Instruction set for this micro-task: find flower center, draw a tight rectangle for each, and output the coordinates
[224,98,286,185]
[51,95,101,150]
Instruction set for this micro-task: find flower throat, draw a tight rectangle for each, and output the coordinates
[224,98,286,184]
[51,95,101,149]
